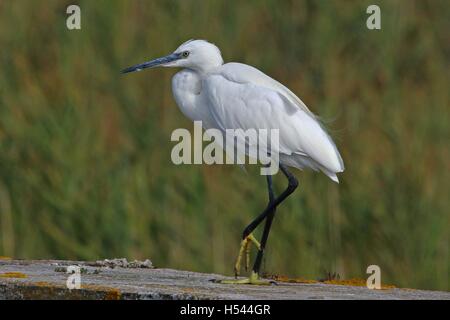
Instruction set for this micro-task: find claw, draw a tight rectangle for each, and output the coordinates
[220,271,276,285]
[233,238,246,277]
[245,242,250,271]
[232,233,261,277]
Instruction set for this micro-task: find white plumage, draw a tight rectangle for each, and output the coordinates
[125,39,344,182]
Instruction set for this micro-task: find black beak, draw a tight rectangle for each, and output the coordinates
[121,52,182,74]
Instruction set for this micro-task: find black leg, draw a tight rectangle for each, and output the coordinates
[242,164,299,240]
[251,174,277,274]
[252,165,298,274]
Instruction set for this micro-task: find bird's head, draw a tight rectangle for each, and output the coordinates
[122,39,224,74]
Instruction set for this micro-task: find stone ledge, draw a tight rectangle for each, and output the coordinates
[0,259,448,300]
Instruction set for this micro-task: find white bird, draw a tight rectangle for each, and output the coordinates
[123,39,344,285]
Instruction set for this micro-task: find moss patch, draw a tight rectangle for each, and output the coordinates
[81,284,122,300]
[264,273,396,289]
[0,272,28,278]
[323,278,396,290]
[264,273,318,284]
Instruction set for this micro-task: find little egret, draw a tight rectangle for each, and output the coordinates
[122,40,344,285]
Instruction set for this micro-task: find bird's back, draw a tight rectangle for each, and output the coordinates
[202,62,344,182]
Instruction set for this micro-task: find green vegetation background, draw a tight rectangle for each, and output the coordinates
[0,0,448,290]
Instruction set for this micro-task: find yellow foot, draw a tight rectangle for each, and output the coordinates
[233,233,261,277]
[219,271,275,285]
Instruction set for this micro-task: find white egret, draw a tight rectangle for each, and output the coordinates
[122,39,344,285]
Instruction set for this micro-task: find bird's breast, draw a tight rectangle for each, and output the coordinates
[171,70,214,128]
[172,70,202,96]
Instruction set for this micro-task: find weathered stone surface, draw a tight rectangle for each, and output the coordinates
[0,259,448,300]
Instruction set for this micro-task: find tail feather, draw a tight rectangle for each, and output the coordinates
[280,153,343,183]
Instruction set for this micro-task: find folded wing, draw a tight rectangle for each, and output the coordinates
[203,62,344,182]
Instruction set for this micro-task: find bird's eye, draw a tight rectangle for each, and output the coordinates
[182,51,190,58]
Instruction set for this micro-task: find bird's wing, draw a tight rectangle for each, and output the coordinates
[203,63,344,175]
[213,63,317,118]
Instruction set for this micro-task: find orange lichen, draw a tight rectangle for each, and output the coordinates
[104,289,121,300]
[263,273,395,289]
[323,278,367,286]
[0,256,12,260]
[380,284,396,290]
[0,272,28,278]
[81,284,122,300]
[263,273,318,284]
[32,281,59,287]
[323,278,396,290]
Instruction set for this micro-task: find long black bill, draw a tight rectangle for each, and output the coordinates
[121,52,181,74]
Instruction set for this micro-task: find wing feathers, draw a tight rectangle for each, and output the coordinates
[203,63,344,180]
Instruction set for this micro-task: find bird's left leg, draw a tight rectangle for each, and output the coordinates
[232,233,261,277]
[220,175,277,285]
[251,165,298,283]
[229,174,275,278]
